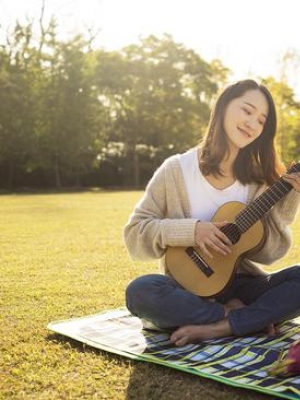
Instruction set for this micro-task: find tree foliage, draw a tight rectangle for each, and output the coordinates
[262,75,300,167]
[94,35,228,186]
[0,19,299,189]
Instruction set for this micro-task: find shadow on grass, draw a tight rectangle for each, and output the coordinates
[124,362,273,400]
[46,333,272,400]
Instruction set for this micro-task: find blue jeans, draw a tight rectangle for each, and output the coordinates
[125,265,300,335]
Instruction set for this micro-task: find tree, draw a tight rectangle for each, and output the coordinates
[34,21,106,188]
[94,35,229,187]
[0,23,231,189]
[0,21,37,188]
[263,73,300,166]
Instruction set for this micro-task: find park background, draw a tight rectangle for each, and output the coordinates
[1,1,300,399]
[0,0,300,191]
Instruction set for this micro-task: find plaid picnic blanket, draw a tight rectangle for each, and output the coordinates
[47,308,300,400]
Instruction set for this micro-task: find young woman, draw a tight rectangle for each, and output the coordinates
[123,79,300,346]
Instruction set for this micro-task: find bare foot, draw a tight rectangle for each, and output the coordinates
[224,299,279,336]
[266,323,280,336]
[170,318,233,346]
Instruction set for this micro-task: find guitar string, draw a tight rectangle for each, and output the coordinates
[202,166,300,246]
[238,164,299,230]
[212,165,299,241]
[236,179,291,232]
[230,196,279,233]
[221,178,292,238]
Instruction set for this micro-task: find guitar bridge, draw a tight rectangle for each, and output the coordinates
[185,247,214,277]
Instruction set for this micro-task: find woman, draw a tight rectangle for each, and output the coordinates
[123,79,300,346]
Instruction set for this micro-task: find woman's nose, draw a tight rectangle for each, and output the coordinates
[245,119,257,130]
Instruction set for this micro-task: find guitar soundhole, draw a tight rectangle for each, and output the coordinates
[221,223,241,245]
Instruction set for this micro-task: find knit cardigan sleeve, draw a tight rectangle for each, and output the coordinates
[123,155,198,260]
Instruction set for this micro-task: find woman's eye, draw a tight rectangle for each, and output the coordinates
[242,108,251,115]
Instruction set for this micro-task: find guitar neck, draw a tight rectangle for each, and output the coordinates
[236,178,293,233]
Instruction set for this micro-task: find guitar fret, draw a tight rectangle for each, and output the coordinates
[237,211,252,231]
[236,175,296,233]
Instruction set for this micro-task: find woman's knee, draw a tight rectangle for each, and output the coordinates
[125,274,165,313]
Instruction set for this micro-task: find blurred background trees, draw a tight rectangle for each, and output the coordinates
[0,18,299,190]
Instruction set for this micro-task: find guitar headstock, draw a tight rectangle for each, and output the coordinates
[287,161,300,174]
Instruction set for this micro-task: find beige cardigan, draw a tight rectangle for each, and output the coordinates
[124,153,300,276]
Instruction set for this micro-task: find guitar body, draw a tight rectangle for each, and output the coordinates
[165,201,265,297]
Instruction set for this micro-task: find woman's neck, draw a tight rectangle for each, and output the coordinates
[220,151,238,177]
[205,151,238,190]
[197,146,240,190]
[204,172,236,190]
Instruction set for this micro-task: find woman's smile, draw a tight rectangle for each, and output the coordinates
[237,126,252,139]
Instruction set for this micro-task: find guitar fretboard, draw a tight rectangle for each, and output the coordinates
[236,178,293,233]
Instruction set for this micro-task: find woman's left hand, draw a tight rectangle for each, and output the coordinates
[282,172,300,192]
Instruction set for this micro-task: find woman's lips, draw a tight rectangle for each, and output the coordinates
[238,127,251,138]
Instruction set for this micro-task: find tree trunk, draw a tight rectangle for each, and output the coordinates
[54,156,62,189]
[133,149,140,188]
[75,171,81,188]
[8,160,15,190]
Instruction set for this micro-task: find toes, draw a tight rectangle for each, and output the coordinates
[175,337,188,346]
[171,335,188,346]
[170,330,188,346]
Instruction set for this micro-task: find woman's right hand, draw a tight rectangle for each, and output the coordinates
[195,221,232,259]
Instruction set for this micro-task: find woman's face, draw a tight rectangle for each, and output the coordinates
[223,89,269,153]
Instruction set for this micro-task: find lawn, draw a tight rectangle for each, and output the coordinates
[1,191,300,400]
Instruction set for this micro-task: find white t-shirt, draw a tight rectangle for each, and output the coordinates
[179,148,249,221]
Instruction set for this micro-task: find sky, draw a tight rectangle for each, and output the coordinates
[1,0,300,96]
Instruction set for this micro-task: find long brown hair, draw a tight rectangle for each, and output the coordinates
[199,79,285,185]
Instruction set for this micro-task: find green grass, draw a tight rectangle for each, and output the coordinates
[1,191,299,400]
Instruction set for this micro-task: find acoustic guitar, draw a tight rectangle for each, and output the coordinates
[165,162,300,297]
